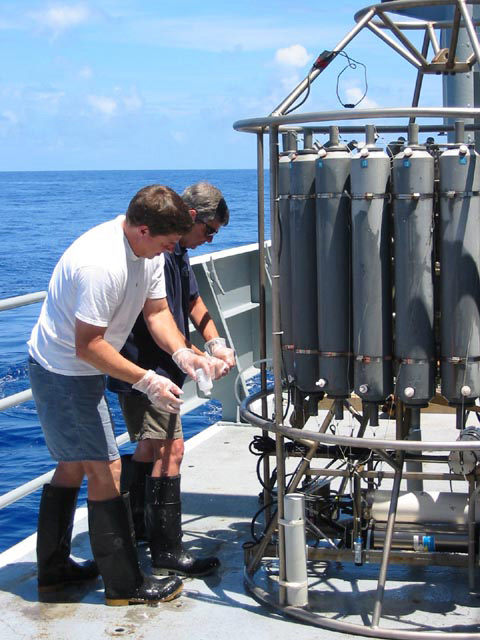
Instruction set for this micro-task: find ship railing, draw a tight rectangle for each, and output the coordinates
[0,292,133,510]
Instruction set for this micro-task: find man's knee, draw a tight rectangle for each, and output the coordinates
[83,459,122,498]
[165,438,184,465]
[150,438,184,472]
[52,461,85,487]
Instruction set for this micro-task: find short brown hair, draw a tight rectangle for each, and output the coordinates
[126,185,193,236]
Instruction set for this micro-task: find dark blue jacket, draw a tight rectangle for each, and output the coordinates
[107,243,199,393]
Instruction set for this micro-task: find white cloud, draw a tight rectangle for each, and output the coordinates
[344,87,379,108]
[79,66,93,80]
[1,110,18,125]
[171,130,187,144]
[269,45,312,98]
[30,4,91,37]
[274,44,311,68]
[26,86,66,108]
[87,95,117,116]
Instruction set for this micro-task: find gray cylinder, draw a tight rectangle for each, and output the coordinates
[392,131,435,406]
[351,127,393,404]
[315,127,352,398]
[290,133,319,392]
[278,132,296,383]
[439,138,480,405]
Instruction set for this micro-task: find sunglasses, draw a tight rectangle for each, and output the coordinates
[202,221,219,237]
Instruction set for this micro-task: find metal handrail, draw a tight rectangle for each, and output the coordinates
[0,291,46,312]
[0,291,52,510]
[233,106,480,134]
[240,388,480,452]
[0,292,143,509]
[0,292,46,414]
[0,291,131,509]
[0,432,130,511]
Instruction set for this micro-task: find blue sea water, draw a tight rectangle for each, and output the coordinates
[0,169,269,553]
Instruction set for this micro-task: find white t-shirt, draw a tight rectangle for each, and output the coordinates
[28,215,166,375]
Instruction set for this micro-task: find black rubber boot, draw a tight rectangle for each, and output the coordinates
[37,484,99,592]
[145,475,220,577]
[120,454,152,543]
[88,494,183,606]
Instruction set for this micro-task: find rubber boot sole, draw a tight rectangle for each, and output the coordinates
[152,565,217,578]
[38,574,99,593]
[105,582,183,606]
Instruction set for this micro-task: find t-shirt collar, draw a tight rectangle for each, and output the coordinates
[119,215,142,261]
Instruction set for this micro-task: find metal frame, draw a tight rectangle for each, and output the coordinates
[233,1,480,636]
[241,389,480,638]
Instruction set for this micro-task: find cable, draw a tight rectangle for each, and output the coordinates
[285,75,312,115]
[249,502,278,543]
[284,49,336,116]
[335,51,368,109]
[282,48,369,115]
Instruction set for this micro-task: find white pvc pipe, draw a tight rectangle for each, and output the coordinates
[369,489,480,525]
[280,493,308,607]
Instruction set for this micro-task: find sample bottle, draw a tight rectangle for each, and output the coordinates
[196,368,213,398]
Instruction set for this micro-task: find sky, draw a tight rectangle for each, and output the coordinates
[0,1,446,171]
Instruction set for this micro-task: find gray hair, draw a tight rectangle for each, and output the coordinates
[181,181,229,226]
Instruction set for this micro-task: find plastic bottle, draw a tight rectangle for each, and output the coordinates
[195,368,213,398]
[413,534,435,552]
[354,535,363,565]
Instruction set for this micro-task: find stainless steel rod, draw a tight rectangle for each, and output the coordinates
[372,454,405,628]
[270,8,375,116]
[234,107,480,134]
[410,30,430,121]
[467,483,480,590]
[240,389,480,452]
[256,131,272,527]
[377,9,429,66]
[457,0,480,63]
[269,124,287,605]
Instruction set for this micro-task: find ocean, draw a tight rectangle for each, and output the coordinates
[0,169,269,553]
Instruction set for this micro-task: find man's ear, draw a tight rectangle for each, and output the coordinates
[189,208,197,221]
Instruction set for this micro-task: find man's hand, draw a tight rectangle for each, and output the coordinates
[205,354,229,380]
[172,348,210,379]
[132,370,183,414]
[205,337,236,368]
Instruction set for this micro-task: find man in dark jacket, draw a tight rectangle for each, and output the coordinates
[107,182,235,578]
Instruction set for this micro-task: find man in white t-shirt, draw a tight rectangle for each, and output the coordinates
[28,184,211,607]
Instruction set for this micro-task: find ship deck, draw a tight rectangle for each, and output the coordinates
[0,417,479,639]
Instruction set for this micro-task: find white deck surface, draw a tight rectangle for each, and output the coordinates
[0,422,353,640]
[0,418,479,639]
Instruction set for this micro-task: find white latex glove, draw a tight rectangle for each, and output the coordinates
[205,337,236,368]
[205,353,229,380]
[172,347,210,379]
[132,370,183,414]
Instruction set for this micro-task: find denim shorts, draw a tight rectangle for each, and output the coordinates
[118,392,183,442]
[28,357,119,462]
